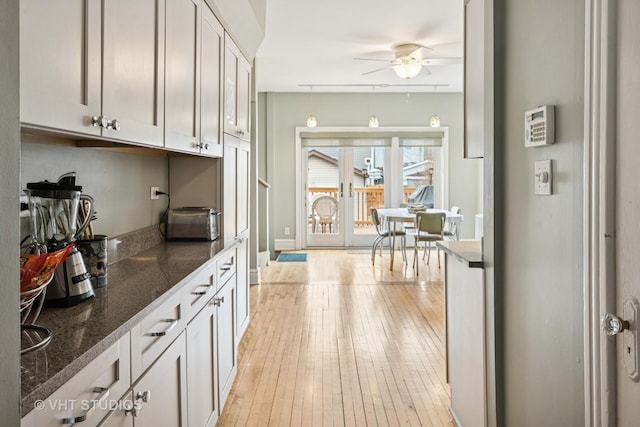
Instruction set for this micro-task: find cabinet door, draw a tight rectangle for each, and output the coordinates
[133,332,188,426]
[223,33,239,136]
[236,56,251,141]
[235,236,250,341]
[223,140,237,243]
[200,5,224,157]
[186,304,219,427]
[164,0,201,153]
[20,334,130,427]
[236,142,250,235]
[96,391,134,427]
[223,137,250,242]
[217,279,237,409]
[20,0,101,135]
[102,0,165,146]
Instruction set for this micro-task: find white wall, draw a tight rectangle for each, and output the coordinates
[494,0,585,424]
[0,0,21,423]
[21,140,169,238]
[259,92,482,251]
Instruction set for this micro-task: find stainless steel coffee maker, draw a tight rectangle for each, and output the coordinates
[24,172,96,307]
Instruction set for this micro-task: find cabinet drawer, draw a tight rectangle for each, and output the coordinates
[185,260,217,322]
[21,334,131,427]
[130,290,186,380]
[216,248,236,290]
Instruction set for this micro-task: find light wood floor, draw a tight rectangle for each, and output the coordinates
[218,249,453,426]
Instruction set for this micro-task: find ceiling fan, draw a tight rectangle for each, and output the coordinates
[354,43,462,79]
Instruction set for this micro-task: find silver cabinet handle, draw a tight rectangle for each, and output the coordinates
[219,266,231,271]
[107,118,121,131]
[211,296,224,307]
[146,318,178,337]
[191,284,213,296]
[126,390,151,417]
[91,115,108,128]
[62,386,110,424]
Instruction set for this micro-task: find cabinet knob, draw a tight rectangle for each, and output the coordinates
[91,115,108,128]
[107,118,121,131]
[136,390,151,403]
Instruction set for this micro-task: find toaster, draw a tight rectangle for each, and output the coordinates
[167,207,220,241]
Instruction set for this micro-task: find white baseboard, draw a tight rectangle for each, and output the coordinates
[274,239,296,251]
[258,250,271,268]
[250,268,260,285]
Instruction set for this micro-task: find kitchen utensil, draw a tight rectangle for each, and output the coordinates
[24,172,96,306]
[24,172,95,251]
[76,234,108,288]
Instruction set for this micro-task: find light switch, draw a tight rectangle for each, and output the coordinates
[535,160,552,195]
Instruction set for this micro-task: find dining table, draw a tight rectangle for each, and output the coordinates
[376,207,464,270]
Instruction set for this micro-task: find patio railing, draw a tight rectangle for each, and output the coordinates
[309,185,415,226]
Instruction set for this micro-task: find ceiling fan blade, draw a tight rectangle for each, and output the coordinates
[419,57,463,66]
[353,57,392,62]
[362,66,392,76]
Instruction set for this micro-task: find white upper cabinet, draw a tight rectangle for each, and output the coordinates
[20,0,102,136]
[200,5,225,157]
[165,0,224,157]
[164,0,202,154]
[223,34,251,141]
[21,0,165,147]
[102,0,165,146]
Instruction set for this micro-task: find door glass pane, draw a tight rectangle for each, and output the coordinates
[352,146,388,236]
[307,147,340,236]
[401,142,443,208]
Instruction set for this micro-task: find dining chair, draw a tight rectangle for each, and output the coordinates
[311,195,338,233]
[370,207,406,265]
[412,211,446,274]
[443,206,461,240]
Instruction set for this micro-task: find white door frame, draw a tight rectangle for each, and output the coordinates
[584,0,617,425]
[294,126,450,250]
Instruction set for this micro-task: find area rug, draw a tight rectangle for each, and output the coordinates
[277,252,307,262]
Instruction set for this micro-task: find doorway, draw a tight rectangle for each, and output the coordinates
[586,0,640,424]
[296,127,449,249]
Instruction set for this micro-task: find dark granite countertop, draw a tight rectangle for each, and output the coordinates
[436,240,484,268]
[20,239,228,416]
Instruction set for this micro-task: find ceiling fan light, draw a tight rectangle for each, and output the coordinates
[306,114,317,127]
[393,63,422,79]
[368,115,379,128]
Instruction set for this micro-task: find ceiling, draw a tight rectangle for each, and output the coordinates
[255,0,464,93]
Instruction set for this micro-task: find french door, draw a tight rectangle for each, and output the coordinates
[299,131,448,249]
[304,142,391,247]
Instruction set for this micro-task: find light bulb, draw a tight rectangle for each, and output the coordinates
[368,115,379,128]
[306,114,317,127]
[393,63,422,79]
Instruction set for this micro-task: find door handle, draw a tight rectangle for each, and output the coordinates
[340,183,343,198]
[349,182,353,197]
[601,298,639,381]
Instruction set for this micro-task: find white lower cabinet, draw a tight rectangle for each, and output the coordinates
[96,391,134,427]
[216,277,237,408]
[235,235,250,341]
[131,332,188,426]
[22,247,247,427]
[186,300,219,427]
[21,334,131,427]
